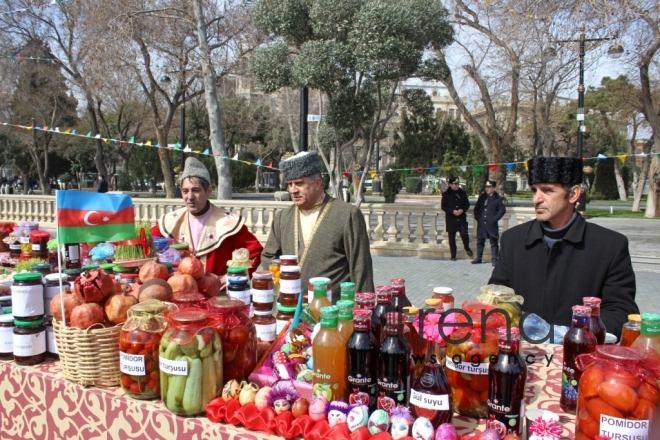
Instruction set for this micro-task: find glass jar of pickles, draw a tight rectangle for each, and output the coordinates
[206,298,256,383]
[120,300,172,400]
[475,284,523,327]
[160,309,222,416]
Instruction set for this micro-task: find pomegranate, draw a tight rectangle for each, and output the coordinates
[139,260,169,283]
[74,269,114,303]
[167,273,198,293]
[138,278,173,302]
[105,293,137,324]
[112,279,124,294]
[50,289,83,322]
[70,303,105,329]
[178,257,205,280]
[197,272,221,297]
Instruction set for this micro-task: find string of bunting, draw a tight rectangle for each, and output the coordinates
[1,122,279,170]
[1,0,70,17]
[0,53,80,64]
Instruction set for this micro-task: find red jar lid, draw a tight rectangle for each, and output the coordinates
[171,309,208,324]
[172,291,205,304]
[30,230,51,239]
[207,297,246,310]
[252,271,273,279]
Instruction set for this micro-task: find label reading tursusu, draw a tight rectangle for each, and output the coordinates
[251,288,274,303]
[409,389,450,410]
[159,357,188,376]
[0,327,13,353]
[445,357,489,375]
[279,279,301,294]
[255,323,277,342]
[13,331,46,357]
[228,289,251,305]
[120,352,146,375]
[12,284,45,317]
[600,415,649,439]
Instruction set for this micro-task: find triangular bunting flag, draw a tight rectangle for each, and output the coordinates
[460,166,467,172]
[268,162,273,168]
[48,127,54,132]
[342,171,350,178]
[63,128,71,134]
[155,142,160,147]
[369,170,377,178]
[428,167,437,173]
[243,161,251,166]
[401,169,409,176]
[128,136,135,143]
[357,170,364,176]
[474,165,483,175]
[70,130,76,135]
[597,154,607,159]
[489,164,497,172]
[183,146,192,153]
[222,155,229,159]
[255,159,261,166]
[524,162,528,170]
[94,134,101,139]
[85,132,92,137]
[415,166,424,172]
[202,149,209,155]
[42,126,49,130]
[145,140,152,146]
[232,154,238,160]
[173,142,181,150]
[443,166,451,171]
[616,154,626,163]
[55,127,60,132]
[506,163,514,172]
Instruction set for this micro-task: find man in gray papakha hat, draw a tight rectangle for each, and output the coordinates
[261,151,374,302]
[151,157,263,288]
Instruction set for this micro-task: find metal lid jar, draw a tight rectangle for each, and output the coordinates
[11,272,44,321]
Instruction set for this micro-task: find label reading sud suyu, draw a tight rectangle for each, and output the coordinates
[228,289,251,305]
[255,323,277,342]
[409,389,450,410]
[159,357,188,376]
[252,288,274,303]
[12,284,45,317]
[120,352,146,375]
[0,327,13,353]
[600,415,649,439]
[279,279,301,294]
[13,331,46,356]
[445,357,489,375]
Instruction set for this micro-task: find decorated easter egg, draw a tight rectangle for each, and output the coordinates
[480,429,501,440]
[312,382,333,401]
[254,386,271,411]
[281,343,292,354]
[434,423,459,440]
[367,409,390,435]
[412,417,434,440]
[326,400,349,428]
[309,396,328,422]
[292,397,310,418]
[346,405,369,432]
[222,379,240,401]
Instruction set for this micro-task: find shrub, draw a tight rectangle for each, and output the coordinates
[383,170,402,203]
[591,158,619,200]
[405,177,422,194]
[504,181,517,195]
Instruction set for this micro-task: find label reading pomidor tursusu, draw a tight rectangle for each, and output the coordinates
[409,389,450,410]
[13,331,46,356]
[159,357,188,376]
[255,323,276,342]
[252,288,274,303]
[0,327,13,353]
[120,352,146,375]
[12,284,45,317]
[228,289,251,305]
[600,415,649,439]
[279,279,301,294]
[445,357,489,375]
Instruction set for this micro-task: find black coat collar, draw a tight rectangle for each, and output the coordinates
[523,212,586,246]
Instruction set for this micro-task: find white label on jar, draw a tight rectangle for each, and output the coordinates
[0,327,13,353]
[255,323,276,342]
[442,302,454,312]
[600,415,649,438]
[13,331,46,357]
[228,289,251,305]
[12,284,45,317]
[46,325,57,354]
[68,245,80,261]
[160,357,188,376]
[44,286,63,316]
[445,357,489,375]
[120,352,146,375]
[20,236,30,244]
[409,389,450,410]
[276,318,290,335]
[32,244,41,251]
[10,243,21,250]
[279,278,301,294]
[252,288,274,303]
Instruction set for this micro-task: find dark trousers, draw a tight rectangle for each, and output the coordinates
[477,237,499,262]
[448,223,470,258]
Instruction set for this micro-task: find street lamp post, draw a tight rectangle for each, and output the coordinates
[160,72,188,173]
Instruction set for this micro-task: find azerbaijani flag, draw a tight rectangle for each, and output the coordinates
[56,190,136,244]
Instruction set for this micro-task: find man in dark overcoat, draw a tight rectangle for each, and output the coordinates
[472,180,506,266]
[441,176,473,261]
[488,157,639,339]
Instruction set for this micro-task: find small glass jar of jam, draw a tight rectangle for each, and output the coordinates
[9,236,22,258]
[226,266,248,278]
[0,296,11,314]
[252,310,277,343]
[45,317,58,360]
[251,271,274,311]
[31,263,52,278]
[227,276,251,305]
[279,265,301,307]
[432,287,455,311]
[13,317,46,366]
[64,243,81,269]
[0,314,14,360]
[275,303,297,334]
[172,291,206,309]
[355,292,376,311]
[11,272,44,321]
[44,273,67,317]
[29,230,51,260]
[279,255,298,266]
[307,277,331,303]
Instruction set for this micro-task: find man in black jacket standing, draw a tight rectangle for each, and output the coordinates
[472,180,506,266]
[441,176,473,261]
[488,157,639,338]
[97,174,108,193]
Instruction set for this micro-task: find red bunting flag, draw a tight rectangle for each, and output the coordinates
[489,164,497,172]
[268,162,272,168]
[416,167,425,172]
[342,171,350,178]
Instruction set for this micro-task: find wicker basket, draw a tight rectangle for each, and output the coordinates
[53,319,123,387]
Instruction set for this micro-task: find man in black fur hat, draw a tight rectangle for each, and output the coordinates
[489,157,639,339]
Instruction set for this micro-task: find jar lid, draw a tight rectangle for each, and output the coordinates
[310,277,330,284]
[44,273,68,282]
[171,309,208,324]
[164,262,173,268]
[12,272,43,282]
[433,287,453,294]
[253,310,273,316]
[170,243,189,250]
[0,295,11,301]
[252,271,273,279]
[280,255,298,261]
[403,306,419,314]
[277,303,297,313]
[336,300,354,309]
[31,263,51,270]
[424,298,442,306]
[100,263,116,271]
[81,264,100,271]
[172,291,205,303]
[30,230,50,238]
[227,267,247,274]
[15,318,44,326]
[113,265,136,273]
[227,276,249,285]
[119,273,139,279]
[63,269,82,275]
[280,265,301,273]
[583,297,601,306]
[0,314,14,323]
[628,314,642,322]
[207,298,246,310]
[641,313,660,322]
[130,299,170,315]
[596,344,645,362]
[390,278,405,285]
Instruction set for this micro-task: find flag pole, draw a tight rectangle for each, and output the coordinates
[55,190,66,329]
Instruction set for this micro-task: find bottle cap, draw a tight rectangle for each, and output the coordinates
[277,303,297,313]
[340,281,356,290]
[390,278,405,285]
[14,318,45,326]
[572,305,592,316]
[628,314,641,322]
[403,306,419,314]
[583,297,601,306]
[424,298,442,306]
[433,287,453,294]
[252,271,273,279]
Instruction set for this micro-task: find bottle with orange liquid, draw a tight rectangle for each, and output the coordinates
[309,280,332,321]
[631,313,660,360]
[313,305,347,401]
[337,300,355,342]
[620,314,641,347]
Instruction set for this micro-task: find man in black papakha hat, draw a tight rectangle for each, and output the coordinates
[488,157,639,339]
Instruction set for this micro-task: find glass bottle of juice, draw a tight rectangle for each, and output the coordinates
[340,282,356,304]
[313,305,347,401]
[631,313,660,360]
[390,278,412,311]
[560,305,597,414]
[309,280,332,321]
[487,326,527,437]
[403,306,427,382]
[337,300,355,343]
[378,312,412,410]
[582,297,606,345]
[410,337,452,429]
[373,286,394,342]
[356,292,376,311]
[347,309,378,411]
[620,314,642,347]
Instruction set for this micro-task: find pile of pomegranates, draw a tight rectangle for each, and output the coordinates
[168,257,220,298]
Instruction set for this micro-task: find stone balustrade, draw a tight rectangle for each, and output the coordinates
[0,194,537,259]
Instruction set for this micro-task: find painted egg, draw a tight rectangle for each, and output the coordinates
[292,398,310,418]
[312,383,333,401]
[367,409,390,435]
[309,396,328,422]
[347,405,369,432]
[254,386,271,411]
[222,379,240,401]
[412,417,434,440]
[434,423,459,440]
[280,343,292,354]
[480,429,501,440]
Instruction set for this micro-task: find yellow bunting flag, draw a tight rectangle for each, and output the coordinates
[524,162,528,170]
[616,154,626,163]
[368,170,376,178]
[144,140,151,146]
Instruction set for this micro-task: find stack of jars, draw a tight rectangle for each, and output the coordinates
[8,272,48,365]
[251,270,276,343]
[274,255,300,334]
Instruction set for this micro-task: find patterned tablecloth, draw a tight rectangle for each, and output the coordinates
[0,343,574,440]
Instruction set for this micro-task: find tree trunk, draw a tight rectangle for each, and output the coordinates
[632,139,653,212]
[645,154,660,218]
[86,100,108,177]
[613,159,628,201]
[192,0,231,200]
[156,126,176,198]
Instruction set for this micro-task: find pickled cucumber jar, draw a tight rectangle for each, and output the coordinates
[159,309,222,416]
[475,284,523,327]
[120,300,172,400]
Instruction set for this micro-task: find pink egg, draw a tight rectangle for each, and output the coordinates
[480,429,501,440]
[308,396,328,422]
[434,423,459,440]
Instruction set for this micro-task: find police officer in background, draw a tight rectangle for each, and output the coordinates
[441,176,472,261]
[472,180,506,266]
